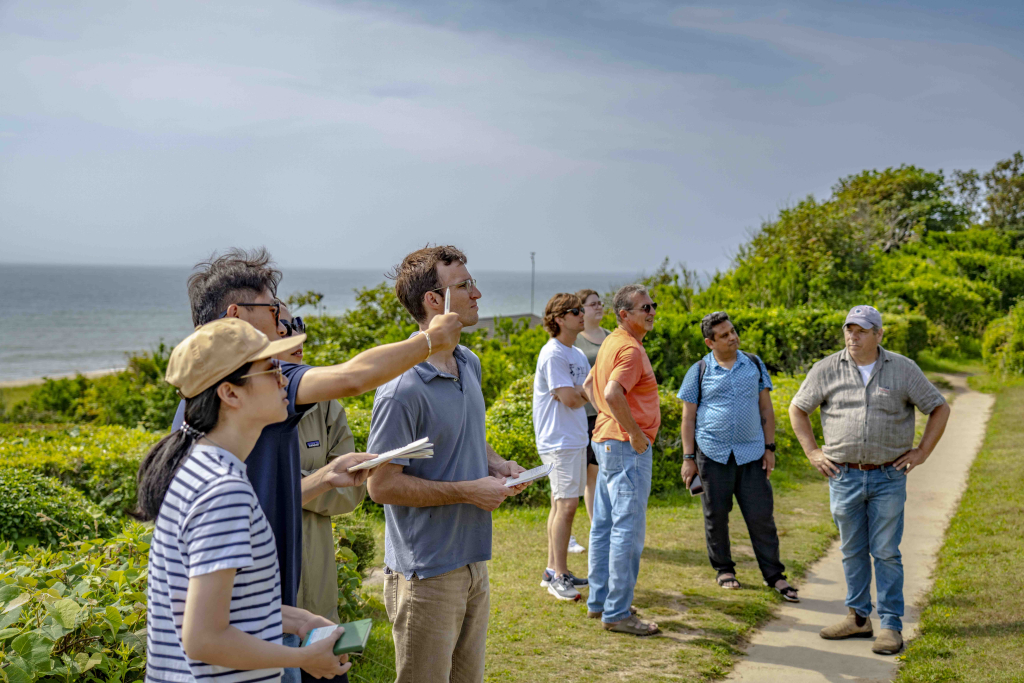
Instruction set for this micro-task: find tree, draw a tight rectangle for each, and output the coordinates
[982,151,1024,234]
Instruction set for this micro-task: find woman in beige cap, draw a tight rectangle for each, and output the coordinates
[134,317,373,682]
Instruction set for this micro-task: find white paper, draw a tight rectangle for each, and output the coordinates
[348,437,434,472]
[503,462,553,487]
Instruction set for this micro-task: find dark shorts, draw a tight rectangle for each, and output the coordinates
[586,415,598,467]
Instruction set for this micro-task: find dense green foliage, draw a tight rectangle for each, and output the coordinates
[0,425,153,516]
[1,347,178,431]
[0,523,151,683]
[982,303,1024,379]
[0,469,117,549]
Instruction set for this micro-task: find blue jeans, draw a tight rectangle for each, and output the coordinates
[282,633,301,683]
[588,439,653,623]
[829,464,907,632]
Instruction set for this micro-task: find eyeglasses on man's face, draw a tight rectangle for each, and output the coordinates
[431,278,478,294]
[218,301,281,325]
[627,302,658,314]
[560,307,583,317]
[240,357,284,382]
[280,316,305,337]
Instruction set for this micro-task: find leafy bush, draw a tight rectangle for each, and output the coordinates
[0,523,150,683]
[643,308,927,390]
[0,469,117,548]
[2,346,178,431]
[484,373,823,502]
[331,520,374,622]
[0,425,156,517]
[982,304,1024,377]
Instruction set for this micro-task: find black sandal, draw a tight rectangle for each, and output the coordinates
[772,584,800,603]
[717,573,741,590]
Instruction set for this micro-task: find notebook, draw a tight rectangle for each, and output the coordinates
[302,618,373,655]
[347,437,434,472]
[503,462,553,487]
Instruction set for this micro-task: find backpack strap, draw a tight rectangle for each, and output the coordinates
[743,352,765,385]
[696,358,707,407]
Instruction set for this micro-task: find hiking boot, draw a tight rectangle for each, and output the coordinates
[820,608,873,640]
[547,574,581,601]
[568,535,586,554]
[872,629,903,655]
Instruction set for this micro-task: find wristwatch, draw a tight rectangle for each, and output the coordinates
[683,454,696,460]
[765,443,776,452]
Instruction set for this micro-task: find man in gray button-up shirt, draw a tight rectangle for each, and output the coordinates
[789,305,950,656]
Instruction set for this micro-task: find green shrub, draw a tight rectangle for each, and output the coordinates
[0,468,117,549]
[644,308,927,389]
[0,523,150,682]
[0,425,157,517]
[982,304,1024,377]
[330,520,372,622]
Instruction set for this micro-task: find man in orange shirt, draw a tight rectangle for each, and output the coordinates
[583,284,661,636]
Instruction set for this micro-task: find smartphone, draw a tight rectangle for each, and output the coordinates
[302,619,373,655]
[689,474,704,496]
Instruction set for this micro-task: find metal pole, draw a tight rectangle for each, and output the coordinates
[530,252,536,315]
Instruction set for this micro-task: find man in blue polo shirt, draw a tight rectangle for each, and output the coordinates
[366,245,529,683]
[172,248,463,683]
[678,311,797,602]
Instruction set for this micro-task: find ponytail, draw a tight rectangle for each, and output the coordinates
[132,363,251,521]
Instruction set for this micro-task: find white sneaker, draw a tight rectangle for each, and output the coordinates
[547,574,581,601]
[568,535,586,554]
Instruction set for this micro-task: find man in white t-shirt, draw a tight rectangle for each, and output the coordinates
[533,293,592,601]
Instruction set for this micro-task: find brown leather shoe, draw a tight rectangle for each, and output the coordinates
[820,608,873,640]
[872,629,903,655]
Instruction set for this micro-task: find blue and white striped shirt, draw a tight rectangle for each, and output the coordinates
[145,444,283,683]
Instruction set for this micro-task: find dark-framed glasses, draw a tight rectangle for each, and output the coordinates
[561,307,583,317]
[217,301,281,324]
[239,356,284,382]
[431,278,478,293]
[281,316,305,337]
[629,303,658,313]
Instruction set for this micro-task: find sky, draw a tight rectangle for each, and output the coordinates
[1,0,1022,275]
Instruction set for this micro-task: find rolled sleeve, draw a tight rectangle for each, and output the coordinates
[791,363,825,413]
[677,363,700,404]
[906,364,947,414]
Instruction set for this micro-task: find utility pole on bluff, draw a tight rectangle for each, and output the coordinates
[530,251,536,315]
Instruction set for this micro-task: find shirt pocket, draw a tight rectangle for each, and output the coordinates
[871,385,905,416]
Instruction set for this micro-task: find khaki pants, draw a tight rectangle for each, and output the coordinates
[384,562,489,683]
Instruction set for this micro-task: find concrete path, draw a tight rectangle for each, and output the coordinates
[727,374,994,683]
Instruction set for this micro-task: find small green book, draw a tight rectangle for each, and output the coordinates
[301,619,373,655]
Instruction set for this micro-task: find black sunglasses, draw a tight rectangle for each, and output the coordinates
[560,307,583,317]
[217,301,281,324]
[281,316,305,337]
[628,303,658,313]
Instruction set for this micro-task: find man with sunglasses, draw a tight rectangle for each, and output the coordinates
[173,248,463,683]
[583,284,661,636]
[533,294,592,601]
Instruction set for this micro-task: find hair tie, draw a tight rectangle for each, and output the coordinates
[180,421,206,440]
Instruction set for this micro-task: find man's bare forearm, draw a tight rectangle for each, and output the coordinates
[367,464,471,507]
[296,335,430,404]
[917,403,950,455]
[605,388,643,440]
[681,403,697,454]
[788,405,819,454]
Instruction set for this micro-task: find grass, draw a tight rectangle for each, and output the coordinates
[0,383,38,411]
[350,465,837,682]
[915,350,986,376]
[896,383,1024,683]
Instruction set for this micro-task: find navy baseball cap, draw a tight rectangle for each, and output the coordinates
[844,305,883,330]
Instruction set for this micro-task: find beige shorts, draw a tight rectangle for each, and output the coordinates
[539,447,588,499]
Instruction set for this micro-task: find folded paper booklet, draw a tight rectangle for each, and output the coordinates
[503,462,553,487]
[302,619,373,655]
[347,437,434,472]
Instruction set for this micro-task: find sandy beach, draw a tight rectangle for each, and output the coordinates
[0,367,125,389]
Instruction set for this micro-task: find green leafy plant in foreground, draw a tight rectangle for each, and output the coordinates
[0,522,150,683]
[0,469,117,549]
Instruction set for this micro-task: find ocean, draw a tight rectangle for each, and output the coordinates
[0,263,640,383]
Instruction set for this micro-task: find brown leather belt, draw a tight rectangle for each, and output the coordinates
[844,460,896,471]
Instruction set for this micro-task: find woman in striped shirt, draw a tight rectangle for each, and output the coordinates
[133,318,372,682]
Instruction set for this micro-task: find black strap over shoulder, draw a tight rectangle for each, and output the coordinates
[694,352,764,407]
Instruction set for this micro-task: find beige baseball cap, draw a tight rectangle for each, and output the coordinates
[166,317,306,399]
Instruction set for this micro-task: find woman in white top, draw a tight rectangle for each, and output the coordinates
[134,318,373,682]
